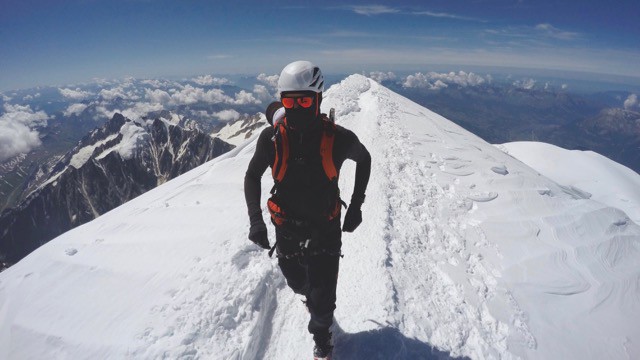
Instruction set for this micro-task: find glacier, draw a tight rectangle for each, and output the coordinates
[0,74,639,359]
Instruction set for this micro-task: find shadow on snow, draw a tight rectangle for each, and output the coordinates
[332,320,470,360]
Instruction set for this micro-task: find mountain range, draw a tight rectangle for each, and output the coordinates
[0,113,233,268]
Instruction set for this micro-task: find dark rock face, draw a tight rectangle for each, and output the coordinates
[0,114,234,266]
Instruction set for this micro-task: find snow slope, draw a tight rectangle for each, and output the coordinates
[1,75,639,359]
[497,141,640,225]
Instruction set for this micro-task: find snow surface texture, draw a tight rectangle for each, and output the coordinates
[1,75,639,359]
[497,141,640,225]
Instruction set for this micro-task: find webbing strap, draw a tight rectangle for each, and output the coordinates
[320,121,337,181]
[272,123,289,182]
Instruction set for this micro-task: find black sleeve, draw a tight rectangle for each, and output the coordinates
[244,128,272,227]
[344,131,371,204]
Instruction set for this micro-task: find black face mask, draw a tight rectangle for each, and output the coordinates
[285,106,317,133]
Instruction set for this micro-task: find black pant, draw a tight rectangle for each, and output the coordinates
[275,218,341,335]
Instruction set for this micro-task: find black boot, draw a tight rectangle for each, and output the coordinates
[313,331,333,359]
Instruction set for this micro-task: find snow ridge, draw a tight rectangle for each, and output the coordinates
[326,78,525,358]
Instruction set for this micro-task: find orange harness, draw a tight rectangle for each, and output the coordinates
[267,117,342,226]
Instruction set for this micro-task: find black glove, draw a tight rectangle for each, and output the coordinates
[342,194,365,232]
[249,221,270,249]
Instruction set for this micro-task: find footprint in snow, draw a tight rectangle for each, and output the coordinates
[467,192,499,202]
[537,189,553,196]
[65,248,78,256]
[491,165,509,175]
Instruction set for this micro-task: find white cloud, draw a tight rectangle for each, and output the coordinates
[0,104,49,161]
[92,78,112,86]
[432,80,448,90]
[63,103,89,117]
[351,5,400,16]
[145,85,234,106]
[257,73,279,88]
[252,84,274,103]
[212,109,241,122]
[403,71,487,89]
[369,71,397,83]
[94,105,119,120]
[121,102,164,121]
[513,78,537,90]
[561,84,569,90]
[1,104,48,126]
[192,110,211,118]
[145,89,172,105]
[99,87,128,101]
[432,71,486,87]
[403,73,431,88]
[59,88,93,100]
[624,94,638,110]
[535,23,579,40]
[412,11,483,22]
[233,90,260,105]
[140,79,164,88]
[172,85,234,105]
[192,75,230,86]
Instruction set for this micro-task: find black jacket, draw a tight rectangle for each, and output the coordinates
[244,121,371,228]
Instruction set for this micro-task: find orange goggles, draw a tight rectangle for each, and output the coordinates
[281,96,314,109]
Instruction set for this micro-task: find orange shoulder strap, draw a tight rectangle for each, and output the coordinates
[272,122,289,182]
[320,120,337,181]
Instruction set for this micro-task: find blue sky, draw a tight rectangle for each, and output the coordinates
[1,0,639,91]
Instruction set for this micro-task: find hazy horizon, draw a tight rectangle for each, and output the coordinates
[2,1,639,91]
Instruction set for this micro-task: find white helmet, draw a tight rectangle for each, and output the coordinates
[277,60,324,94]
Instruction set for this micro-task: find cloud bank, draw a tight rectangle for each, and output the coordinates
[63,103,89,117]
[403,71,488,89]
[146,85,233,106]
[121,102,164,121]
[369,71,397,83]
[144,84,265,107]
[212,109,241,122]
[100,87,132,101]
[192,75,230,86]
[0,104,49,161]
[59,88,93,100]
[257,73,279,88]
[624,94,638,110]
[513,78,537,90]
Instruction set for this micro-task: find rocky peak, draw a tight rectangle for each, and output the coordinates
[0,114,234,267]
